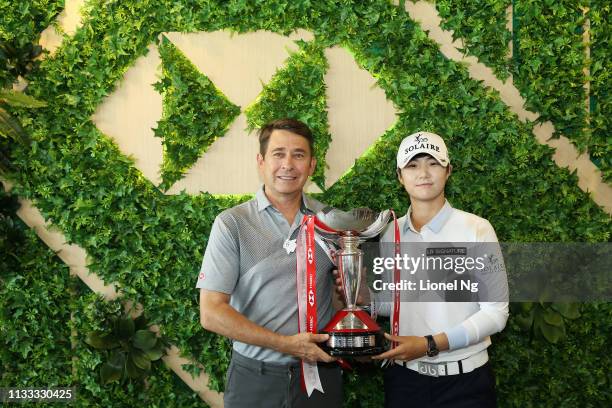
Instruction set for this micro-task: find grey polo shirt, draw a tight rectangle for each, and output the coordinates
[196,186,335,363]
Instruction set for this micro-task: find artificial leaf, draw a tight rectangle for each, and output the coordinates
[125,353,146,379]
[142,341,165,361]
[132,329,157,350]
[130,348,151,371]
[0,89,47,108]
[115,317,135,340]
[551,303,581,320]
[85,331,119,349]
[100,351,125,384]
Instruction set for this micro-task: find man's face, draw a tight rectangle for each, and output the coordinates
[398,155,451,202]
[257,129,316,198]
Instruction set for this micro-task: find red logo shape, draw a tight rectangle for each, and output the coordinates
[308,289,315,307]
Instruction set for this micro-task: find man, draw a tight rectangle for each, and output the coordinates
[369,131,509,407]
[197,118,342,408]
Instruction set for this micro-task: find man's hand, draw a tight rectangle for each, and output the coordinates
[371,333,427,361]
[277,332,337,363]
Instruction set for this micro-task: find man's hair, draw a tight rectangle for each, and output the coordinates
[257,118,314,157]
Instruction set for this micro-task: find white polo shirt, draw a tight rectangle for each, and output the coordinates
[374,200,509,364]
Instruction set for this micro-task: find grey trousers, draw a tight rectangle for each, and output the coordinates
[224,352,344,408]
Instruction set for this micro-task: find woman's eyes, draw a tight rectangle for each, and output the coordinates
[407,161,439,168]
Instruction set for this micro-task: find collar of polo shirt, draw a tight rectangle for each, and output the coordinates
[405,200,454,233]
[255,185,316,214]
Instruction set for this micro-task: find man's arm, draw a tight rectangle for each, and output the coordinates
[200,289,335,363]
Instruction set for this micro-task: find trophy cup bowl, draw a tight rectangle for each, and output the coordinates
[315,207,390,357]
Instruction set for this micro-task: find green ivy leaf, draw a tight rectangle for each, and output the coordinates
[514,310,534,331]
[0,106,30,145]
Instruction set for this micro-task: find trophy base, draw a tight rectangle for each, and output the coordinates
[321,308,387,358]
[321,331,387,357]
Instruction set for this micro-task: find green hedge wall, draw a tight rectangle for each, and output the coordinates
[435,0,610,181]
[1,0,610,406]
[589,0,611,181]
[0,0,64,45]
[0,0,64,87]
[0,185,207,407]
[0,185,74,395]
[245,39,331,190]
[513,0,588,145]
[436,0,512,79]
[492,302,611,407]
[71,291,207,407]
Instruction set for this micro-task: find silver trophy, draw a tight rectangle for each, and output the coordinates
[315,207,391,356]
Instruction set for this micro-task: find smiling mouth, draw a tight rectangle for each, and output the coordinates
[277,175,297,181]
[416,183,433,187]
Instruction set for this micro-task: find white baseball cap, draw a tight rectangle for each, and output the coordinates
[396,131,450,168]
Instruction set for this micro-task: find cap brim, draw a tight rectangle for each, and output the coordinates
[398,152,449,168]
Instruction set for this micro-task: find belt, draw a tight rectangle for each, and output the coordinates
[231,351,300,375]
[395,349,488,376]
[231,351,338,375]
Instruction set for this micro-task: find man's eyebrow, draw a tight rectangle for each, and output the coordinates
[270,147,287,152]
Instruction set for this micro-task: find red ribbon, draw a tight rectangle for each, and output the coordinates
[296,215,321,393]
[305,215,317,334]
[391,210,401,349]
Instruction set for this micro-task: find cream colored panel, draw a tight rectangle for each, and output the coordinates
[164,30,313,108]
[91,44,164,187]
[323,46,398,188]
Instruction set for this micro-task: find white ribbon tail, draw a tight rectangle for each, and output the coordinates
[303,361,324,396]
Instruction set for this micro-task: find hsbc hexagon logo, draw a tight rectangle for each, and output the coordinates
[92,30,397,195]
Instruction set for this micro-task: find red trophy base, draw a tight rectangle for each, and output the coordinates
[321,308,387,357]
